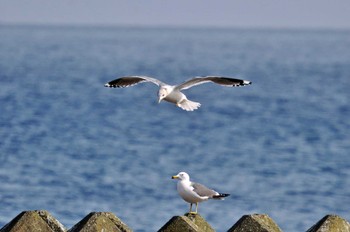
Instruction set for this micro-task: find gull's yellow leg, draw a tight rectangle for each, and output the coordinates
[189,203,198,214]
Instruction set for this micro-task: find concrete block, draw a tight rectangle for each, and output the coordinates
[306,215,350,232]
[0,210,66,232]
[158,213,215,232]
[68,212,132,232]
[227,214,282,232]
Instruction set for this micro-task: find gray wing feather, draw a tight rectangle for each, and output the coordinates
[191,182,218,198]
[176,76,252,90]
[104,76,165,88]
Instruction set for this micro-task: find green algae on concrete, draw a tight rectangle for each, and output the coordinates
[158,213,215,232]
[227,214,282,232]
[68,212,132,232]
[0,210,66,232]
[306,215,350,232]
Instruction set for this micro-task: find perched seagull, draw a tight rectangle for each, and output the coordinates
[172,172,230,214]
[104,76,252,111]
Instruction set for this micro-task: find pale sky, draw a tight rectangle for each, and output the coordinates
[1,0,350,29]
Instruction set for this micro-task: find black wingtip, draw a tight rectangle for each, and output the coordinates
[104,83,119,88]
[213,193,230,199]
[242,80,252,86]
[220,193,230,197]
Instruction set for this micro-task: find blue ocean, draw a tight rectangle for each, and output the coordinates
[0,25,349,231]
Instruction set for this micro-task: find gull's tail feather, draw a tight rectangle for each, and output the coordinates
[177,99,201,111]
[213,193,230,200]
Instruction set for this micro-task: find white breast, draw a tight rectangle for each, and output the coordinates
[164,89,186,104]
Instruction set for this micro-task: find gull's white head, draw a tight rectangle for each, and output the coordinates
[172,172,190,181]
[158,86,170,103]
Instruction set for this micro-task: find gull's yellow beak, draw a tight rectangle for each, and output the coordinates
[172,175,179,179]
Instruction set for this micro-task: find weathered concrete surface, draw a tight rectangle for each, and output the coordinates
[158,213,215,232]
[0,210,66,232]
[1,210,349,232]
[158,215,199,232]
[227,214,282,232]
[306,215,350,232]
[185,213,215,232]
[68,212,132,232]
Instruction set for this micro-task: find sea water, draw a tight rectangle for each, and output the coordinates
[0,25,349,231]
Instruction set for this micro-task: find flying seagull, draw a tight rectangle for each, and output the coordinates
[104,75,252,111]
[172,172,230,214]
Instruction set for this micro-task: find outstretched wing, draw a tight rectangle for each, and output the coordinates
[191,182,219,198]
[104,76,165,88]
[176,76,252,90]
